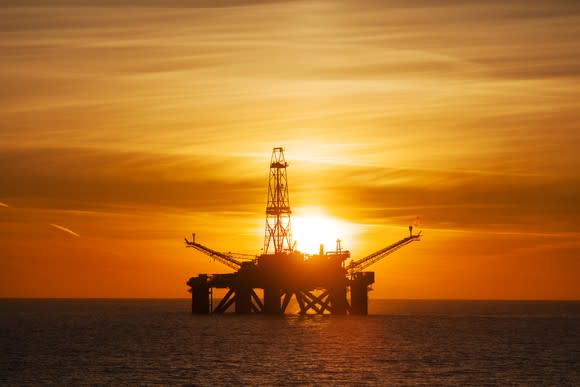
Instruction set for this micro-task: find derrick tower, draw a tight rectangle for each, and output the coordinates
[263,147,293,254]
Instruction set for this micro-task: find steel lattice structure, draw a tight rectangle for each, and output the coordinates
[263,147,293,254]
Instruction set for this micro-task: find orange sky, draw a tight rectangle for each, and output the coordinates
[1,0,579,299]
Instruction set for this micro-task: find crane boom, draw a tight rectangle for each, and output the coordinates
[185,233,241,271]
[225,252,258,261]
[347,227,421,274]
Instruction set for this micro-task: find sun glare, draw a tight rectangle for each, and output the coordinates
[291,206,355,254]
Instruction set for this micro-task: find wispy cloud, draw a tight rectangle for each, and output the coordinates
[420,226,580,239]
[0,201,8,207]
[50,223,80,237]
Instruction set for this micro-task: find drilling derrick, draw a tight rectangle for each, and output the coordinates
[263,147,292,254]
[185,147,422,315]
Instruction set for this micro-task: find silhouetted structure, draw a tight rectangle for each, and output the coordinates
[185,147,421,315]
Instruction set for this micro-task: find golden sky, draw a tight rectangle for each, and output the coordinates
[1,0,579,299]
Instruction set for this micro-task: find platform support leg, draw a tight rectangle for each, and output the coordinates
[263,287,282,314]
[235,287,252,314]
[188,275,211,314]
[350,280,368,315]
[329,286,348,315]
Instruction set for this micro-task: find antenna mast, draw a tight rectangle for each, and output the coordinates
[263,147,293,254]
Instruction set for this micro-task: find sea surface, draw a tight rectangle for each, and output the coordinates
[1,299,579,385]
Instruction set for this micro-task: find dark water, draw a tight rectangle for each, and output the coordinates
[1,299,579,385]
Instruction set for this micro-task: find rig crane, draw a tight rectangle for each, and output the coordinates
[347,226,421,275]
[184,233,241,271]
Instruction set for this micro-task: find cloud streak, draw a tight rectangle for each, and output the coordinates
[50,223,80,237]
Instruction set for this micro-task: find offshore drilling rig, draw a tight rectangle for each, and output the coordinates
[185,147,421,315]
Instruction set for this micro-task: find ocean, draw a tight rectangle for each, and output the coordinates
[2,299,579,385]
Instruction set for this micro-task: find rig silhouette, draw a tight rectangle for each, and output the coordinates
[185,147,421,315]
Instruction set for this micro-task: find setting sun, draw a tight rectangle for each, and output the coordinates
[292,206,357,254]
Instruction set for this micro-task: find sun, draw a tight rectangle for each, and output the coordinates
[291,206,354,254]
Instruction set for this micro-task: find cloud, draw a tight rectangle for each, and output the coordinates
[50,223,80,237]
[0,145,578,239]
[0,147,265,213]
[421,227,580,240]
[300,163,580,235]
[1,0,578,173]
[0,0,291,10]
